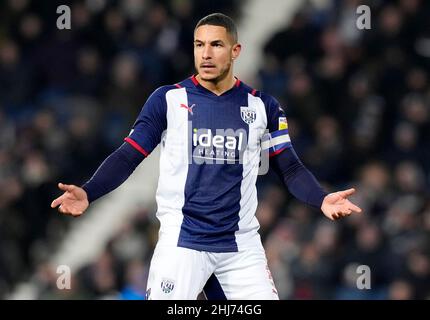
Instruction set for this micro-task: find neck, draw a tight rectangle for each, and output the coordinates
[196,70,236,96]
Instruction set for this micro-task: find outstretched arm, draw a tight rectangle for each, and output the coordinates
[51,86,170,216]
[270,147,362,220]
[51,142,145,216]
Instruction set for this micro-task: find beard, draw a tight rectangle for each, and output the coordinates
[197,60,232,83]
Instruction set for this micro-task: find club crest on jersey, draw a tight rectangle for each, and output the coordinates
[240,107,256,124]
[161,278,175,294]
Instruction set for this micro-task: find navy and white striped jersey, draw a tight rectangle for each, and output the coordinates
[125,75,291,252]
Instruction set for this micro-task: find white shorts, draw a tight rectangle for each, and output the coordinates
[145,242,279,300]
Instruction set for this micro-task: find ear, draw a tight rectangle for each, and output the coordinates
[231,43,241,60]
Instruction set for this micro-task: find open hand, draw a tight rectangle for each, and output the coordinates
[51,183,89,217]
[321,188,362,221]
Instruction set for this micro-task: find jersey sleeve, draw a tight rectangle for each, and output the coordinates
[261,93,292,157]
[124,86,169,156]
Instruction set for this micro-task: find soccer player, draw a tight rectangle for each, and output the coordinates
[51,13,362,299]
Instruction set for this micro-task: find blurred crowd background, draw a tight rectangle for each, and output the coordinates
[0,0,429,299]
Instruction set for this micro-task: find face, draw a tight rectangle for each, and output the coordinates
[194,25,241,82]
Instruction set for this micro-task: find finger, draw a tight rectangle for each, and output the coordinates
[51,194,66,208]
[58,183,76,192]
[341,201,362,214]
[71,210,84,217]
[51,198,60,208]
[344,209,352,215]
[349,203,362,213]
[58,205,73,216]
[337,188,355,198]
[58,204,66,214]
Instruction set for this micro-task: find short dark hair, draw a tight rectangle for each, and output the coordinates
[195,13,238,43]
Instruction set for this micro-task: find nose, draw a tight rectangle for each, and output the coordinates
[202,44,212,60]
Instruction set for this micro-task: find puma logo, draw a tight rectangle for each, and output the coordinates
[180,103,196,115]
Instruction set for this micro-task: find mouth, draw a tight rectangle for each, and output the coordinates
[200,64,216,70]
